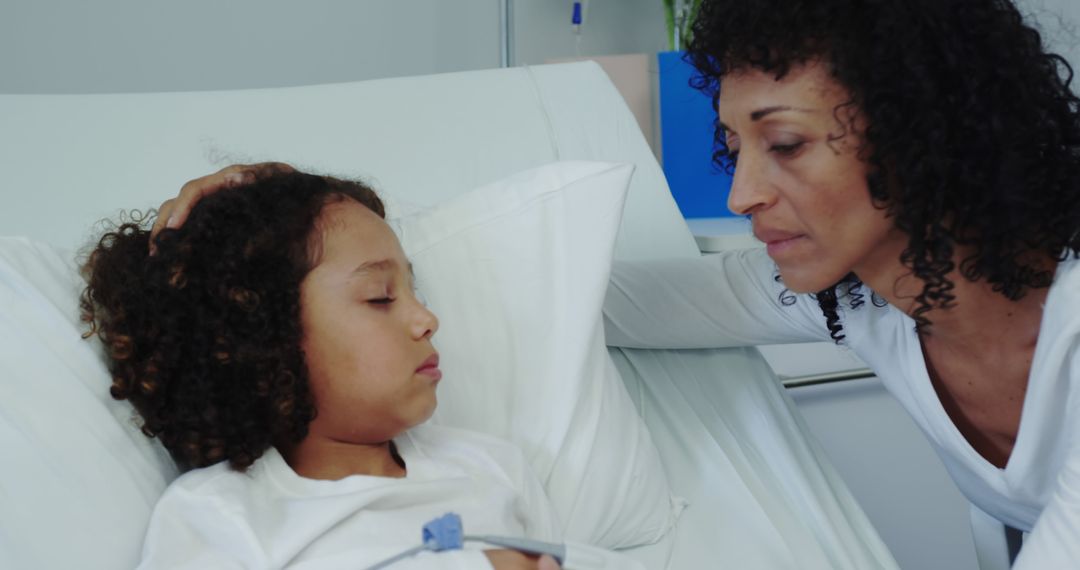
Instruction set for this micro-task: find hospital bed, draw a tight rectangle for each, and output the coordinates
[0,62,897,569]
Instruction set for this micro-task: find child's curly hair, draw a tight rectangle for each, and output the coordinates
[81,171,384,471]
[688,0,1080,339]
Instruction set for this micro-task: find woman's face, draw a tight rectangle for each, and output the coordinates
[299,199,441,444]
[719,61,907,293]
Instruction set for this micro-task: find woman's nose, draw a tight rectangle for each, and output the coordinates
[726,151,774,216]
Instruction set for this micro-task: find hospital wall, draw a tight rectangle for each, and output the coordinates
[0,0,665,94]
[1,0,1074,95]
[1027,0,1080,68]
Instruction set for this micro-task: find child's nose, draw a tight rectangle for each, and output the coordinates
[412,301,439,340]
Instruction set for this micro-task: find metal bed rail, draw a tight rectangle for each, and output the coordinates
[780,367,876,389]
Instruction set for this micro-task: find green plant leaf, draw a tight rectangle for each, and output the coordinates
[664,0,676,51]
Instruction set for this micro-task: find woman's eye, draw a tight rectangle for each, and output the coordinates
[368,297,395,306]
[770,141,805,156]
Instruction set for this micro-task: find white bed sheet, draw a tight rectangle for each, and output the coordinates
[613,347,896,568]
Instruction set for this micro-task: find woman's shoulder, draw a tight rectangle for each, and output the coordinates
[1052,254,1080,297]
[1041,255,1080,331]
[1039,255,1080,346]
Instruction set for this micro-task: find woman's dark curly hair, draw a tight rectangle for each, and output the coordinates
[81,171,384,471]
[687,0,1080,340]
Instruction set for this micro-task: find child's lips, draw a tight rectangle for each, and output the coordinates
[416,353,442,382]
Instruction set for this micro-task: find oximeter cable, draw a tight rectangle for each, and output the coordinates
[364,513,566,569]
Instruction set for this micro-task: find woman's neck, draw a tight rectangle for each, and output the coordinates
[281,436,406,481]
[916,277,1046,353]
[857,248,1052,354]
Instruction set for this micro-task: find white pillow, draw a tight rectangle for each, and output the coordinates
[0,237,178,570]
[396,161,684,548]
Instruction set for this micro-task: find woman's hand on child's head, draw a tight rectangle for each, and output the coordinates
[484,550,561,570]
[149,162,295,254]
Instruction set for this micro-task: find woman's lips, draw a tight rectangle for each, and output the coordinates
[764,235,807,257]
[754,227,807,258]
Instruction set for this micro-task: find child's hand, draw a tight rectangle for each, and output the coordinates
[484,550,561,570]
[149,162,295,253]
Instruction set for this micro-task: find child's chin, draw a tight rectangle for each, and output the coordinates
[416,397,438,425]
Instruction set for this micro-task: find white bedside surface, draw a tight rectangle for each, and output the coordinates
[757,342,868,380]
[684,216,760,251]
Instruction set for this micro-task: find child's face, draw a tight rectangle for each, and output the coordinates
[298,199,441,445]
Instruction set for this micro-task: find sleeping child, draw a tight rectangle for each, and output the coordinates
[81,170,645,570]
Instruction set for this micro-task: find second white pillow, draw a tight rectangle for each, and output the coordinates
[395,161,683,548]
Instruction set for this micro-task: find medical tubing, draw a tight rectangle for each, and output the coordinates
[361,513,566,569]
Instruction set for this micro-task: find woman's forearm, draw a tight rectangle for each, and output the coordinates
[603,248,830,349]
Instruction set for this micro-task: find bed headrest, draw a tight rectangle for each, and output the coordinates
[0,61,698,260]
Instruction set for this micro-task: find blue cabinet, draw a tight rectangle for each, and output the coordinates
[657,50,736,218]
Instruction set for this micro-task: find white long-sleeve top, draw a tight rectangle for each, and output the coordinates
[603,248,1080,569]
[137,424,643,570]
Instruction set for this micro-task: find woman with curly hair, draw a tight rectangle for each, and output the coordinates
[600,0,1080,567]
[82,169,613,569]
